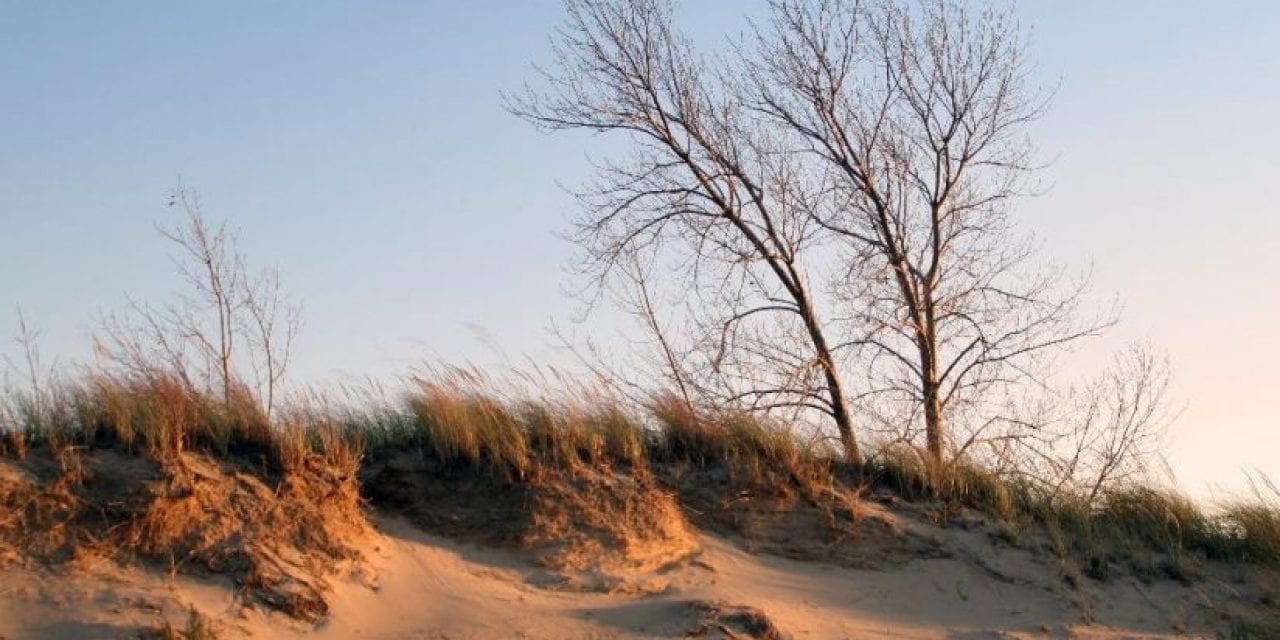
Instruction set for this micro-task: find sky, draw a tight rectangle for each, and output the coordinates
[1,1,1277,497]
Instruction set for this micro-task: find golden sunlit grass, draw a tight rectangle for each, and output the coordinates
[2,363,1278,606]
[650,392,824,480]
[397,372,648,477]
[0,371,367,621]
[861,444,1019,520]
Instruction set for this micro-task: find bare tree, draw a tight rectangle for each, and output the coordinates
[96,188,301,420]
[510,0,864,462]
[1004,344,1174,503]
[159,188,245,405]
[242,264,302,421]
[555,249,697,408]
[739,0,1116,469]
[520,0,1131,472]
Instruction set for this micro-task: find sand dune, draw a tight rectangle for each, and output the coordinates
[2,509,1259,639]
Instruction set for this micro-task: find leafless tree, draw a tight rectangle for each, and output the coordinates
[740,0,1118,469]
[510,0,865,461]
[159,188,245,405]
[96,188,301,420]
[555,249,697,408]
[242,264,302,420]
[1002,344,1174,503]
[519,0,1132,472]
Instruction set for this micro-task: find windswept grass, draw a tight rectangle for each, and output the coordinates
[863,445,1017,515]
[396,374,648,479]
[845,439,1280,575]
[1217,480,1280,565]
[0,370,369,621]
[1,370,365,481]
[3,363,1279,585]
[650,393,829,484]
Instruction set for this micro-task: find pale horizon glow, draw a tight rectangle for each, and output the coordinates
[1,1,1276,498]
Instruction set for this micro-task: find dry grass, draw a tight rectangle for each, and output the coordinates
[861,444,1018,520]
[842,438,1280,579]
[649,393,834,490]
[3,364,1279,607]
[361,375,695,590]
[3,371,283,466]
[0,446,367,621]
[643,395,931,569]
[399,375,648,478]
[0,370,370,621]
[1216,477,1280,565]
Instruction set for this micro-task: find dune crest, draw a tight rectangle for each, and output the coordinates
[2,444,1278,639]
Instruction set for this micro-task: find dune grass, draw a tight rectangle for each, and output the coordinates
[1218,489,1280,564]
[0,370,370,621]
[862,445,1280,574]
[3,366,1278,579]
[395,375,648,478]
[648,392,833,486]
[1,370,364,482]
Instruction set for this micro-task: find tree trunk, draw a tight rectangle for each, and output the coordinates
[923,380,944,470]
[796,290,862,465]
[827,365,861,465]
[918,327,944,476]
[804,320,860,465]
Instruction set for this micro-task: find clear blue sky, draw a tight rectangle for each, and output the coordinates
[2,1,1277,496]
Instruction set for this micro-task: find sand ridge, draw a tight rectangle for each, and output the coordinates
[1,509,1261,639]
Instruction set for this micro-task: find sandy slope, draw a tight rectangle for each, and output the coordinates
[2,509,1251,640]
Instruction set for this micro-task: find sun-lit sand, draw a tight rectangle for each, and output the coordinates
[3,506,1270,639]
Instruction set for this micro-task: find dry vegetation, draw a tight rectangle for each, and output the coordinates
[1,5,1275,636]
[3,366,1279,634]
[1,227,1276,633]
[0,372,366,622]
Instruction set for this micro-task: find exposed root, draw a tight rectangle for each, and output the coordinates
[139,607,222,640]
[686,600,784,639]
[0,447,368,622]
[364,452,698,592]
